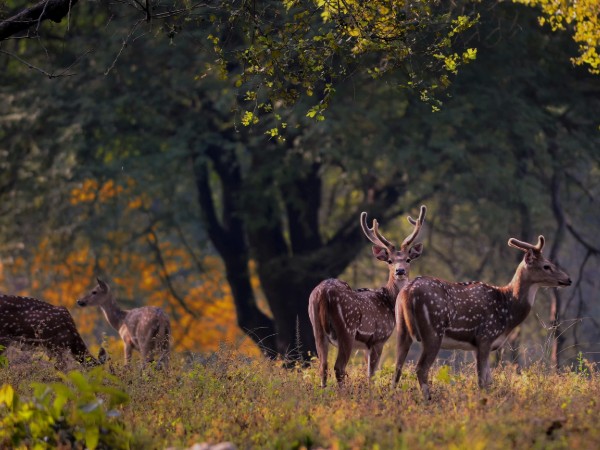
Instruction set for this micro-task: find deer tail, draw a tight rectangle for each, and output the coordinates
[401,282,421,342]
[308,283,329,354]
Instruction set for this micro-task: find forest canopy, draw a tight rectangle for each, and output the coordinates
[0,0,599,364]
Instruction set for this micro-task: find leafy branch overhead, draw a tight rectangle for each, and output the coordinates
[1,0,478,120]
[218,0,479,124]
[515,0,600,74]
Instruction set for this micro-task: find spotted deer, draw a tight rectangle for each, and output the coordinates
[0,294,106,368]
[309,206,426,387]
[77,278,171,370]
[393,235,572,400]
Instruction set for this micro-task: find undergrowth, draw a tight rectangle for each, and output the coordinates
[1,347,599,449]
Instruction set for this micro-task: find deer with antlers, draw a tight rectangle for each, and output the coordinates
[77,278,171,370]
[393,235,572,400]
[309,206,426,387]
[0,294,106,369]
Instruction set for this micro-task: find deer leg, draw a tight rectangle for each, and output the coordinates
[317,342,329,388]
[416,336,442,401]
[311,310,330,387]
[157,347,169,371]
[123,341,133,366]
[153,337,169,371]
[368,343,384,379]
[334,335,353,385]
[393,314,413,388]
[140,341,152,367]
[476,343,493,389]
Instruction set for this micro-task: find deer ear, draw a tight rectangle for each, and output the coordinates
[409,242,424,260]
[97,278,109,292]
[524,250,536,266]
[372,246,389,262]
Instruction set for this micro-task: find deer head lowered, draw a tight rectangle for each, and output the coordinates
[393,235,572,400]
[77,278,171,370]
[308,205,426,387]
[0,294,106,369]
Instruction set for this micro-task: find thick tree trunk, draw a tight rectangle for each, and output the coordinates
[192,135,414,360]
[262,274,321,361]
[191,148,277,357]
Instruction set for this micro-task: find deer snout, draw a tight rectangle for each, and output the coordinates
[559,278,572,287]
[395,268,407,277]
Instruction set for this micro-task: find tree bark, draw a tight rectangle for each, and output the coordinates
[191,147,278,357]
[548,163,566,371]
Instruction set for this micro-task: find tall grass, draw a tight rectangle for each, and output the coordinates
[1,346,599,449]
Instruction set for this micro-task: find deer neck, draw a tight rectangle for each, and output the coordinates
[384,274,405,304]
[99,294,128,331]
[502,263,539,325]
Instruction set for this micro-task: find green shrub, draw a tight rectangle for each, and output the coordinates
[0,367,130,449]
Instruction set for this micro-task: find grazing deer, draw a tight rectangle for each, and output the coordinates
[309,206,426,387]
[393,235,572,400]
[77,278,171,370]
[0,294,106,368]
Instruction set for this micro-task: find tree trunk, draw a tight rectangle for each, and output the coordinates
[549,290,564,370]
[261,273,322,361]
[191,135,414,360]
[191,147,277,357]
[548,146,567,371]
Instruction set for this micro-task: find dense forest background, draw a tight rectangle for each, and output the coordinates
[1,0,599,368]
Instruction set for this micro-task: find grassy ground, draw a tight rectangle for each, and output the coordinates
[1,347,599,449]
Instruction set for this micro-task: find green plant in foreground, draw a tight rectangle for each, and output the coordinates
[0,367,130,449]
[0,345,8,368]
[576,351,590,377]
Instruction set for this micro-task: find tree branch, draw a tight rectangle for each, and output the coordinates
[146,228,198,318]
[0,0,79,41]
[566,222,600,254]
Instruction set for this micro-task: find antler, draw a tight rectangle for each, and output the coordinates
[401,205,427,250]
[508,235,545,253]
[360,212,395,251]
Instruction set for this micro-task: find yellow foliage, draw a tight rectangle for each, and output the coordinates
[515,0,600,73]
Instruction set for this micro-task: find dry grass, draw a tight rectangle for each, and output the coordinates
[1,346,599,449]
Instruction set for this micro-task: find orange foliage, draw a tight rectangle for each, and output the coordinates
[1,178,263,358]
[70,179,125,205]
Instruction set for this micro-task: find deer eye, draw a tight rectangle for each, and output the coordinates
[406,258,411,263]
[92,291,97,295]
[543,265,551,271]
[387,259,392,264]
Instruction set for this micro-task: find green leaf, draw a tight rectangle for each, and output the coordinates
[67,371,91,393]
[85,425,100,450]
[435,365,452,384]
[241,111,259,126]
[0,384,15,408]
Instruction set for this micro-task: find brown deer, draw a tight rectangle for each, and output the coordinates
[0,294,106,368]
[77,278,171,370]
[393,235,572,400]
[309,206,426,387]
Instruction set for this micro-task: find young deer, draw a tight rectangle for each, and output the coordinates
[0,294,106,368]
[77,278,171,370]
[309,206,426,387]
[393,235,572,400]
